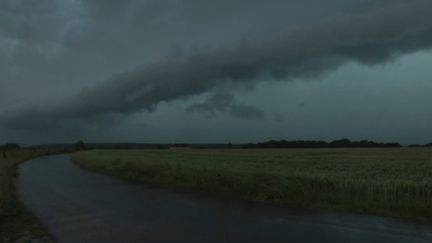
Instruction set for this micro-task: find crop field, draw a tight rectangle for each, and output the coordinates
[73,148,432,221]
[0,149,53,242]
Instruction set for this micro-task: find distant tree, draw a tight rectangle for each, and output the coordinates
[408,144,422,148]
[4,143,20,150]
[1,143,20,160]
[245,138,402,149]
[330,139,352,148]
[75,140,86,150]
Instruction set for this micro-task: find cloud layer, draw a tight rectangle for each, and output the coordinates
[1,0,432,135]
[187,93,265,120]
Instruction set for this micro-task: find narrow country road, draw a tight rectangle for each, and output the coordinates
[18,155,432,243]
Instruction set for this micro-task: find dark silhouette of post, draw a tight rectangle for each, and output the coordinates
[2,149,6,159]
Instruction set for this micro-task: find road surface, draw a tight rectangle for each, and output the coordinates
[18,155,432,243]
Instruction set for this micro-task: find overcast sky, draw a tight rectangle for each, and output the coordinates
[1,0,432,145]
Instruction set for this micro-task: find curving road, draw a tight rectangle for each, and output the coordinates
[18,155,432,243]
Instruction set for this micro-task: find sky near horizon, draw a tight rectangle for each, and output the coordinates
[1,0,432,144]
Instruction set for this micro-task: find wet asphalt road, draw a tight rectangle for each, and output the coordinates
[17,155,432,243]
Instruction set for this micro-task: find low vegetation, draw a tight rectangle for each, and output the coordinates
[0,149,55,242]
[74,148,432,221]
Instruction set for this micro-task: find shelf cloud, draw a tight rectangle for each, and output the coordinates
[1,0,432,143]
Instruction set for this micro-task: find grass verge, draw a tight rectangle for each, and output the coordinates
[0,149,57,242]
[73,148,432,222]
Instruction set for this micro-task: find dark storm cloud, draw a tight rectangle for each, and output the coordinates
[1,0,432,131]
[187,94,265,120]
[0,0,73,44]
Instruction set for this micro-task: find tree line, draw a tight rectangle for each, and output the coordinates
[244,139,403,148]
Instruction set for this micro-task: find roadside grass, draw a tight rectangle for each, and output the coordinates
[73,148,432,222]
[0,149,55,242]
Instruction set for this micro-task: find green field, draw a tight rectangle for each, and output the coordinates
[0,150,53,242]
[73,148,432,222]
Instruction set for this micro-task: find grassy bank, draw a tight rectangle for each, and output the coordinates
[73,148,432,221]
[0,150,54,242]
